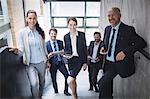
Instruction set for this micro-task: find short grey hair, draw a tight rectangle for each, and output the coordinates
[109,7,121,16]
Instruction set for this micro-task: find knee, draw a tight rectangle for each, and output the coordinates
[30,74,39,87]
[26,67,39,87]
[67,76,75,85]
[30,80,39,88]
[98,78,111,89]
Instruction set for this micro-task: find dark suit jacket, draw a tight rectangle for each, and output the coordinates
[64,31,87,64]
[88,41,104,63]
[46,40,64,64]
[103,22,147,78]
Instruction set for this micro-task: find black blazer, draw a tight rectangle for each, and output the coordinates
[46,40,64,64]
[103,22,147,78]
[88,41,104,62]
[64,31,87,64]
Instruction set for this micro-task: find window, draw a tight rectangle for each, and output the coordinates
[0,0,11,46]
[0,0,9,27]
[45,1,100,45]
[51,2,85,17]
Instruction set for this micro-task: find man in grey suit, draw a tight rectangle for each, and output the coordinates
[98,7,147,99]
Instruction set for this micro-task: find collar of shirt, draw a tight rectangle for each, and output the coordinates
[70,31,78,37]
[27,26,36,32]
[94,41,100,45]
[50,39,57,44]
[111,21,121,30]
[26,26,38,36]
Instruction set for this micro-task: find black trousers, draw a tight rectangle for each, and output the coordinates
[88,62,101,88]
[50,61,69,92]
[98,60,118,99]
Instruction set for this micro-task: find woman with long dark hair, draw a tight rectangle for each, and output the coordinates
[10,10,50,98]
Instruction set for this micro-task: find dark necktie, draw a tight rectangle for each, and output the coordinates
[108,28,116,57]
[53,41,57,51]
[53,42,59,63]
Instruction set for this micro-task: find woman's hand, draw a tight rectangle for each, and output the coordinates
[9,48,18,54]
[46,61,51,68]
[82,63,88,71]
[60,50,64,55]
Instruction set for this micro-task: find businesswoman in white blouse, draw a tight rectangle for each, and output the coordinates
[10,10,50,98]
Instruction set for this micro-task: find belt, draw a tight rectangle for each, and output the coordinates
[105,60,115,64]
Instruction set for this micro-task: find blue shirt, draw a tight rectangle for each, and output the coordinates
[106,22,121,62]
[28,28,44,63]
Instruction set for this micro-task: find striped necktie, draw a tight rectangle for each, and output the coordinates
[53,42,59,63]
[53,41,61,64]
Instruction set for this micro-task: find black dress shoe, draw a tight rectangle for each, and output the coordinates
[55,90,58,93]
[64,91,71,96]
[94,87,99,92]
[88,87,93,91]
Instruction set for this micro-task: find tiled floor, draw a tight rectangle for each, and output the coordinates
[42,68,99,99]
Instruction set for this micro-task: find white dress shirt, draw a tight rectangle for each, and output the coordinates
[91,42,100,63]
[70,31,79,57]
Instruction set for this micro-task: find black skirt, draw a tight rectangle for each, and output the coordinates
[68,56,82,78]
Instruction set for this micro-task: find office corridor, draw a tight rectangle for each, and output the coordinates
[42,68,99,99]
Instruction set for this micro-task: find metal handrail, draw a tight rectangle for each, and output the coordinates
[0,23,10,34]
[139,49,150,60]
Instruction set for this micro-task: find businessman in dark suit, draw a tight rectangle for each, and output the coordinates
[98,7,147,99]
[64,17,88,99]
[87,32,104,92]
[46,28,71,96]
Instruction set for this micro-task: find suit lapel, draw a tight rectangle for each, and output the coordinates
[115,22,124,50]
[57,40,62,50]
[67,33,72,54]
[90,41,94,56]
[48,41,53,52]
[105,26,112,50]
[77,32,79,54]
[57,40,60,50]
[97,41,102,55]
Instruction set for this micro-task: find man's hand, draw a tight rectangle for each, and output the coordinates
[48,52,54,59]
[116,51,126,61]
[100,47,107,55]
[96,57,100,62]
[82,63,88,71]
[9,48,18,54]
